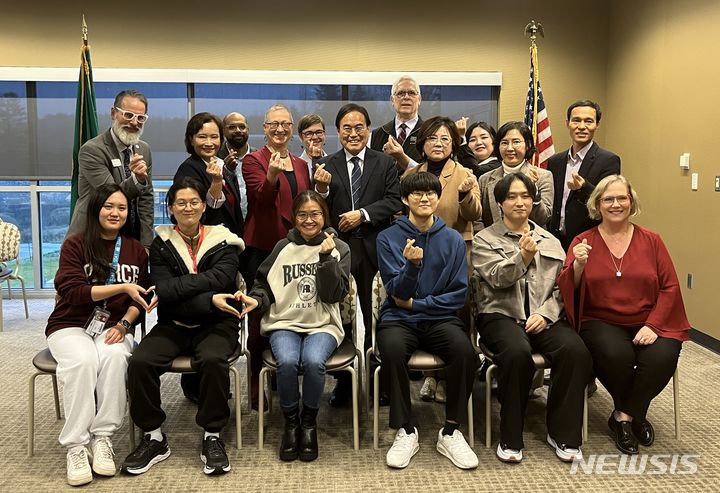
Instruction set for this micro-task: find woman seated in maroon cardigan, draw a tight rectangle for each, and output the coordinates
[558,174,690,456]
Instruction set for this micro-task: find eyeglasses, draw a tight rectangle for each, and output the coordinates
[393,90,419,98]
[296,211,323,221]
[173,200,204,209]
[499,139,524,149]
[302,129,326,139]
[599,195,630,206]
[426,135,453,146]
[265,121,293,130]
[409,191,438,200]
[340,124,367,135]
[114,107,149,123]
[226,124,248,131]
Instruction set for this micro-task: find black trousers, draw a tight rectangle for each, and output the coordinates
[377,317,477,429]
[478,313,592,449]
[128,319,239,433]
[580,320,681,421]
[348,237,376,351]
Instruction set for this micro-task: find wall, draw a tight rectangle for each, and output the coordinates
[0,0,609,144]
[605,0,719,339]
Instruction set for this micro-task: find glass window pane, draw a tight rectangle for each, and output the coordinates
[39,191,71,289]
[0,191,34,289]
[0,83,31,179]
[194,83,344,156]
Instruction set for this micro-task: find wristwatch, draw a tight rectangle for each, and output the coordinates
[119,319,132,331]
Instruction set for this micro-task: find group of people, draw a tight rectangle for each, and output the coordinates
[47,77,689,485]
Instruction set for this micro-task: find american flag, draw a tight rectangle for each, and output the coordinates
[524,43,555,169]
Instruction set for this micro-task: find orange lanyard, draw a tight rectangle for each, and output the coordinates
[175,225,205,273]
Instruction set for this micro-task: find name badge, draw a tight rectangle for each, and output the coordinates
[111,158,122,168]
[84,306,111,337]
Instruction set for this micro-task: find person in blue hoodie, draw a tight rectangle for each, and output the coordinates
[375,172,478,471]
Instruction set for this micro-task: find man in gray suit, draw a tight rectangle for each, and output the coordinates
[68,89,154,247]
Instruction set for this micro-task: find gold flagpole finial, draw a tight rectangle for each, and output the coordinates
[82,15,88,45]
[524,20,545,46]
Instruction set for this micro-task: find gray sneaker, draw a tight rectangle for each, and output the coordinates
[66,445,92,486]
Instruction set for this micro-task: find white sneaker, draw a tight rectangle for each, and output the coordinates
[546,434,582,462]
[386,428,419,469]
[496,442,523,463]
[434,380,447,403]
[436,429,478,469]
[66,445,92,486]
[420,377,437,401]
[91,436,116,476]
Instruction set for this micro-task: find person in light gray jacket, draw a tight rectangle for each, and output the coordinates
[472,172,591,465]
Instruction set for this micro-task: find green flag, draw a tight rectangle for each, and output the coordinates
[70,38,99,217]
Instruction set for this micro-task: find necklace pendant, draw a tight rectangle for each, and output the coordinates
[616,271,622,278]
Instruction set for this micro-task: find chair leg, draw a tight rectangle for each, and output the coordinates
[583,385,589,444]
[673,366,680,440]
[51,375,61,420]
[373,366,380,450]
[485,364,497,448]
[258,367,268,450]
[244,350,252,412]
[28,372,40,456]
[365,348,373,414]
[348,367,359,450]
[0,296,4,332]
[19,277,28,319]
[230,366,242,449]
[355,349,364,417]
[467,392,474,448]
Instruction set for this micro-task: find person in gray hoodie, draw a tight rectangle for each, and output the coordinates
[237,190,351,463]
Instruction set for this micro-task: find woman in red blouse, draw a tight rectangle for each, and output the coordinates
[558,175,690,456]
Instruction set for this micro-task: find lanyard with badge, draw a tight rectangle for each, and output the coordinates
[176,224,205,272]
[84,237,122,337]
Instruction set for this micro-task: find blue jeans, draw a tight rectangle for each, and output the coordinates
[269,330,338,412]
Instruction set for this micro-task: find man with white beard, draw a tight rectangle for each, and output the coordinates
[68,90,154,247]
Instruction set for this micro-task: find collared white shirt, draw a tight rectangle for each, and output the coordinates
[560,141,593,231]
[225,142,253,217]
[343,148,370,221]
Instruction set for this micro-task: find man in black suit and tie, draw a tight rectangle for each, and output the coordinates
[315,103,402,406]
[370,76,424,171]
[548,100,621,251]
[68,89,154,247]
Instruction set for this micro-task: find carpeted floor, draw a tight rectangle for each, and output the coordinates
[1,298,719,492]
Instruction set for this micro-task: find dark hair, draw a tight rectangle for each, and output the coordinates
[335,103,371,129]
[113,90,148,112]
[184,112,224,155]
[465,121,496,144]
[298,114,325,135]
[566,100,602,124]
[494,121,535,161]
[292,190,331,229]
[414,116,462,159]
[83,183,128,283]
[400,171,443,199]
[166,177,208,225]
[493,172,538,204]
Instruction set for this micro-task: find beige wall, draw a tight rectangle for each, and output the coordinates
[2,1,716,337]
[605,0,719,338]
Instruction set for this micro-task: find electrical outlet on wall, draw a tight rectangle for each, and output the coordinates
[715,176,720,192]
[691,173,699,191]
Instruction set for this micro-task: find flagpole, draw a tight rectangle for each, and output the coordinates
[523,20,555,169]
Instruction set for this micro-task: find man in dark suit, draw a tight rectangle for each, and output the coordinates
[68,90,154,247]
[548,100,621,251]
[370,76,424,172]
[315,103,402,405]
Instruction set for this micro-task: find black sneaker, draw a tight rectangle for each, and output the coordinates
[201,436,231,475]
[122,433,171,475]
